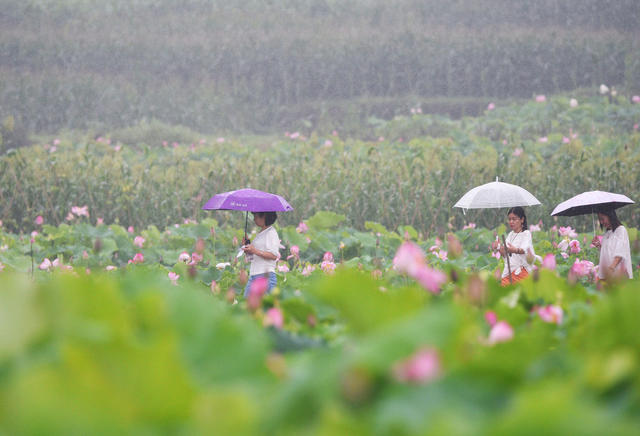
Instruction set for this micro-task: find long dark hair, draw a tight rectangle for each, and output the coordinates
[507,206,528,231]
[597,208,621,231]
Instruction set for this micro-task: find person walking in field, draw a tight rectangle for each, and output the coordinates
[242,211,281,297]
[591,208,633,280]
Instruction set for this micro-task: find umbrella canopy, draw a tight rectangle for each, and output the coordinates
[202,188,293,212]
[453,179,541,210]
[202,188,293,239]
[550,190,634,217]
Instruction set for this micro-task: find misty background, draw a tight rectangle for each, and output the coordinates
[1,0,639,147]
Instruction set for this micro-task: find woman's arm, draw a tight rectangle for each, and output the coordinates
[609,255,623,272]
[242,244,278,260]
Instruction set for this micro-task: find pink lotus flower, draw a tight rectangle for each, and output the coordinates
[296,222,309,233]
[277,262,290,273]
[558,226,578,238]
[570,259,595,277]
[558,239,569,252]
[302,264,316,276]
[250,276,268,297]
[538,137,548,143]
[529,223,541,232]
[392,347,441,384]
[134,236,145,248]
[287,245,300,260]
[97,218,104,225]
[487,102,495,110]
[321,260,337,274]
[290,132,300,139]
[178,252,190,263]
[537,305,563,324]
[488,321,514,345]
[632,95,640,104]
[635,124,639,130]
[323,251,334,262]
[65,212,74,221]
[39,258,52,270]
[71,205,89,217]
[35,215,44,225]
[168,272,180,285]
[437,250,448,261]
[569,98,578,107]
[485,311,497,326]
[82,250,89,260]
[562,136,570,144]
[263,307,284,329]
[247,276,269,311]
[105,265,117,271]
[324,140,333,147]
[535,95,546,103]
[413,265,447,294]
[561,252,569,259]
[190,252,203,265]
[130,253,144,264]
[127,226,134,233]
[569,239,581,254]
[542,253,557,270]
[590,235,603,248]
[513,147,523,156]
[217,137,225,143]
[463,222,476,230]
[393,242,426,276]
[0,261,4,273]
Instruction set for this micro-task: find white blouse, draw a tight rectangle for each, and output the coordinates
[598,225,633,279]
[248,226,281,276]
[501,230,534,278]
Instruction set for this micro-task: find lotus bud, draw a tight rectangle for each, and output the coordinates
[195,238,205,254]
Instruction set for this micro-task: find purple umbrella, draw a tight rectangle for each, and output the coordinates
[551,190,634,233]
[202,188,293,237]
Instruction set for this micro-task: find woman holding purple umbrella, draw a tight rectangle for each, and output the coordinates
[242,211,281,297]
[591,208,633,280]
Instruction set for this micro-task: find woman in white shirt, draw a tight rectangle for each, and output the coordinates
[500,206,535,286]
[242,211,281,297]
[591,208,633,280]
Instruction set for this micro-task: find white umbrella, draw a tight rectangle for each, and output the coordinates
[453,177,541,213]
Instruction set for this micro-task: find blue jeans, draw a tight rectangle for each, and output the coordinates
[244,272,277,298]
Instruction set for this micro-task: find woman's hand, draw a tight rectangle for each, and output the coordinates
[242,244,257,255]
[591,236,601,248]
[506,243,522,255]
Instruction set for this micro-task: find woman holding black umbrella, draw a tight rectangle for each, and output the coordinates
[591,208,633,279]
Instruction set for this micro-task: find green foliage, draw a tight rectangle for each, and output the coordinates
[2,95,640,234]
[1,217,640,433]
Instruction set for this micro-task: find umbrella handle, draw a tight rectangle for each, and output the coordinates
[502,234,512,285]
[244,211,249,243]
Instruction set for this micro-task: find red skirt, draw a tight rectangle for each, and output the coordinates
[500,268,529,286]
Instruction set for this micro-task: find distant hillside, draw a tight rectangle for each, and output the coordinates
[0,0,638,137]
